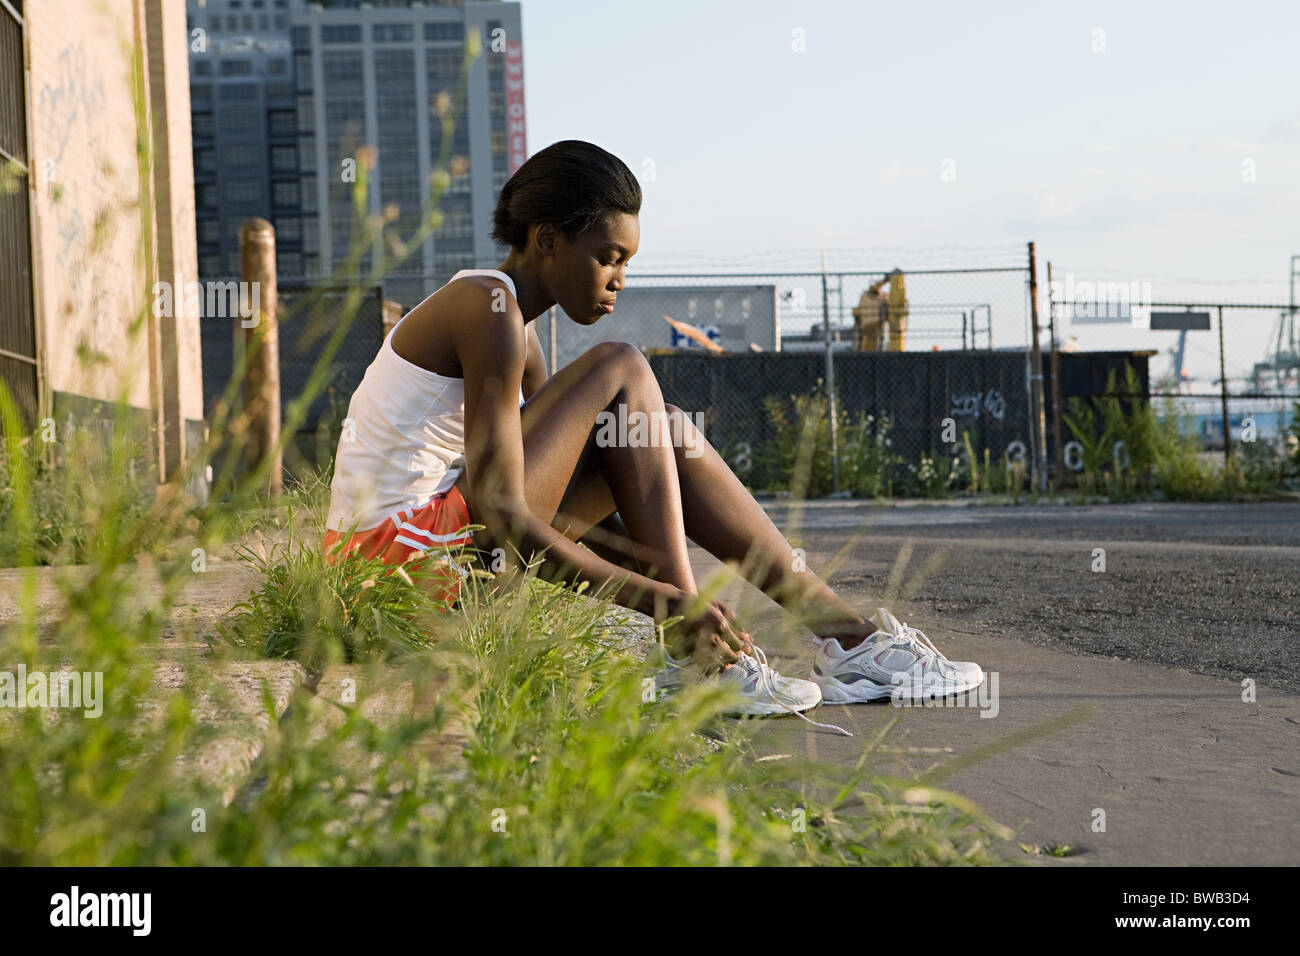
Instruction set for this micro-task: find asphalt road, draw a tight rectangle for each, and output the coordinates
[695,499,1300,865]
[754,499,1300,692]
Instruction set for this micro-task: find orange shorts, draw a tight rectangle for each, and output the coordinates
[321,485,476,607]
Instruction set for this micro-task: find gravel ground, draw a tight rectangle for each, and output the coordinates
[756,499,1300,693]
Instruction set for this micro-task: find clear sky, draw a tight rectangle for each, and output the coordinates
[517,0,1300,386]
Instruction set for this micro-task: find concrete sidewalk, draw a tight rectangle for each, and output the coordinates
[748,614,1300,865]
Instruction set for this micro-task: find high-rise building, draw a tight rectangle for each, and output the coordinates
[187,1,297,279]
[188,0,525,310]
[289,0,526,308]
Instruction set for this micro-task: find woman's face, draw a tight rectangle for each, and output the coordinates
[543,213,640,326]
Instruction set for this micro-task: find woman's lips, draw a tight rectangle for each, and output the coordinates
[598,302,614,314]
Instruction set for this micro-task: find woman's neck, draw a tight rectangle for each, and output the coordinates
[495,256,554,323]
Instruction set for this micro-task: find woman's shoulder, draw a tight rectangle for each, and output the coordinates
[396,274,526,375]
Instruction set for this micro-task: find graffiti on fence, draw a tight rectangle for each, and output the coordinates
[950,388,1006,421]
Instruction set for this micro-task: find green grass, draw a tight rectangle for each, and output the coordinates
[0,457,1015,864]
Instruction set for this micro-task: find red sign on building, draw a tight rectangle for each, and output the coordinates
[505,41,527,175]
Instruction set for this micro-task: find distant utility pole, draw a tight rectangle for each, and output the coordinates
[1046,261,1064,488]
[1027,242,1047,494]
[821,249,840,493]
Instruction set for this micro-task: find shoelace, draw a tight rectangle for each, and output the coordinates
[892,622,960,677]
[740,644,853,737]
[657,625,852,737]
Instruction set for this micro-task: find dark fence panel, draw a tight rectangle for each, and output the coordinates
[199,281,384,477]
[199,282,384,432]
[648,349,1151,472]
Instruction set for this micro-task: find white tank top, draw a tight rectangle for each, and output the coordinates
[325,269,522,533]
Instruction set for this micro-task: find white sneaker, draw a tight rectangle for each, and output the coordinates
[811,608,984,703]
[652,644,822,716]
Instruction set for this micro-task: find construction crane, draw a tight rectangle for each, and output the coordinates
[851,269,908,351]
[1249,255,1300,392]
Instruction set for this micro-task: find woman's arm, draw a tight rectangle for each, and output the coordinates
[454,285,678,619]
[522,323,548,400]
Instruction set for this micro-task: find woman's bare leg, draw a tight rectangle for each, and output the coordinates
[664,406,876,646]
[456,340,696,594]
[461,339,876,649]
[565,406,876,647]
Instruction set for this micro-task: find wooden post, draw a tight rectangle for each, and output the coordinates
[240,218,282,498]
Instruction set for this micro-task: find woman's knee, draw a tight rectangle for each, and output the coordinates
[586,340,654,389]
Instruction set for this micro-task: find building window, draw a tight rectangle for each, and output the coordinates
[222,106,260,132]
[426,49,463,77]
[221,143,261,167]
[224,180,264,203]
[273,181,300,207]
[220,59,253,76]
[276,217,301,242]
[218,82,257,102]
[258,14,269,30]
[195,148,216,173]
[323,51,363,82]
[300,176,317,213]
[198,184,218,208]
[199,219,220,244]
[192,60,212,77]
[274,14,286,29]
[271,145,296,172]
[299,136,316,173]
[209,16,221,32]
[267,58,287,76]
[322,25,361,44]
[296,94,314,133]
[373,24,413,43]
[268,110,296,137]
[424,23,465,43]
[291,25,310,48]
[200,254,221,276]
[192,113,214,137]
[278,252,303,276]
[242,15,253,30]
[225,16,236,31]
[227,252,242,274]
[302,224,318,254]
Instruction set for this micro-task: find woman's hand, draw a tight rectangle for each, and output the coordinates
[664,592,752,675]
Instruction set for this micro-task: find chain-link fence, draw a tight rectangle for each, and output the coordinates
[227,261,1298,496]
[1049,286,1300,475]
[530,264,1049,493]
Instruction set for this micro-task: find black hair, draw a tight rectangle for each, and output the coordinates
[491,140,642,252]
